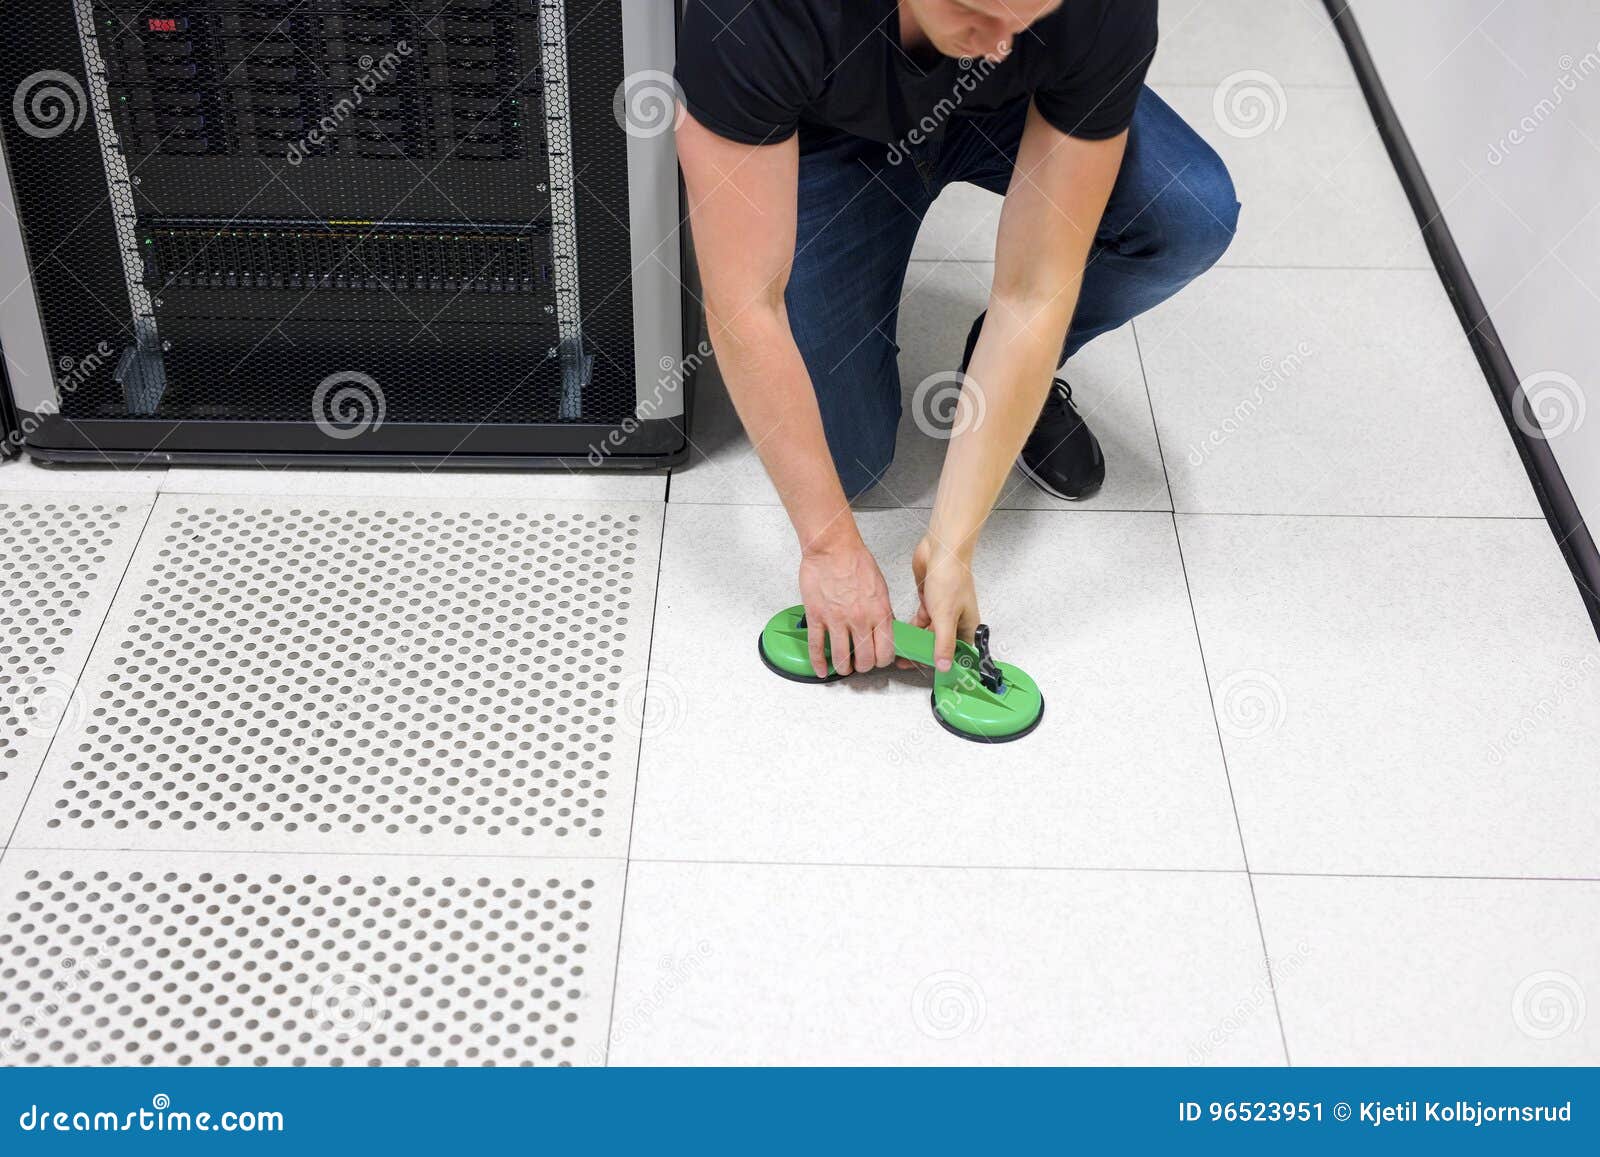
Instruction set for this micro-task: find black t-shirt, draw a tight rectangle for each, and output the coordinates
[676,0,1158,148]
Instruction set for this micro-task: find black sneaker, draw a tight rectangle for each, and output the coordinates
[960,315,1105,501]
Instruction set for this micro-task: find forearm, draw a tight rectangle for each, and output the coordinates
[709,306,859,555]
[926,110,1125,562]
[925,290,1078,560]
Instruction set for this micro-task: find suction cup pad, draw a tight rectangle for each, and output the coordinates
[930,658,1045,742]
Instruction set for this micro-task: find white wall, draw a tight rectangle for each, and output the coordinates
[1347,0,1600,527]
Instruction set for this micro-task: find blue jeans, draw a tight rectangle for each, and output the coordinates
[786,87,1241,498]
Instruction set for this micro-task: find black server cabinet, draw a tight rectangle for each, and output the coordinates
[0,2,693,466]
[0,349,20,458]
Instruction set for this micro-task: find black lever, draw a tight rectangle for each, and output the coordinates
[973,624,1005,693]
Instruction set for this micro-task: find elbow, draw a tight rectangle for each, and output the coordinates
[705,279,789,345]
[985,277,1079,341]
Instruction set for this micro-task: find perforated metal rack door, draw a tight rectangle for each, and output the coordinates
[0,2,642,440]
[0,355,20,456]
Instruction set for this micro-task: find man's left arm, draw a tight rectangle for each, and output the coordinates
[914,104,1125,669]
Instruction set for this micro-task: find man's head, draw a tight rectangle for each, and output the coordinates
[902,0,1065,64]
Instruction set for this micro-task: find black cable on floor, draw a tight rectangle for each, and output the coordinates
[1323,0,1600,641]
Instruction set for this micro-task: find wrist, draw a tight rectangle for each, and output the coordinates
[920,525,977,566]
[799,515,863,559]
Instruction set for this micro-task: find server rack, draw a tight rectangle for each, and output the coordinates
[0,2,693,467]
[0,349,20,458]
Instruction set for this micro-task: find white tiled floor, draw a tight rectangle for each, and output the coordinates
[610,862,1283,1065]
[1254,875,1600,1065]
[2,0,1597,1067]
[632,503,1241,871]
[1136,266,1539,516]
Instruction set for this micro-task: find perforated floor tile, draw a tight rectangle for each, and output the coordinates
[0,496,151,838]
[159,466,668,502]
[12,496,662,857]
[0,851,625,1067]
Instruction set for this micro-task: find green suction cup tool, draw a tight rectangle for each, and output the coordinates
[757,604,1044,742]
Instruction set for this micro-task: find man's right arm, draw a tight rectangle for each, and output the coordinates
[675,110,896,678]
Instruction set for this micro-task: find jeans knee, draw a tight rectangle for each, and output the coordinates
[1167,144,1240,274]
[834,446,894,501]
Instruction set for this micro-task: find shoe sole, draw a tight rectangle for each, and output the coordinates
[1015,453,1102,502]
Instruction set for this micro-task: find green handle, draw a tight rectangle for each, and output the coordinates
[890,619,981,672]
[758,604,1044,741]
[795,609,982,674]
[773,607,987,691]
